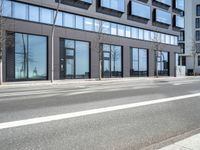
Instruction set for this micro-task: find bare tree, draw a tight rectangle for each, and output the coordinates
[93,20,105,80]
[151,31,162,78]
[191,39,198,76]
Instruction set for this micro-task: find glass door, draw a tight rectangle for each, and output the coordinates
[103,51,111,78]
[65,49,75,79]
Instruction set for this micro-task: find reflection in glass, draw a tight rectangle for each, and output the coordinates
[2,0,11,17]
[29,6,39,22]
[131,48,148,77]
[175,16,184,28]
[15,34,28,80]
[76,16,84,30]
[101,0,125,12]
[131,1,150,19]
[155,51,169,76]
[155,9,171,25]
[118,25,125,36]
[55,12,63,26]
[28,35,47,79]
[84,17,94,31]
[15,33,47,80]
[111,23,117,35]
[75,41,89,78]
[64,40,90,79]
[40,8,53,24]
[103,44,122,78]
[66,59,74,79]
[111,46,122,77]
[63,13,75,28]
[13,2,28,20]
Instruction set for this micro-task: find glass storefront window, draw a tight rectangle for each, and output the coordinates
[75,41,90,78]
[131,48,148,77]
[62,40,90,79]
[155,51,169,76]
[13,33,47,80]
[103,44,122,78]
[28,35,47,79]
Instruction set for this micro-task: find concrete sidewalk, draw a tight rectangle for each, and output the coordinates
[1,76,200,88]
[159,133,200,150]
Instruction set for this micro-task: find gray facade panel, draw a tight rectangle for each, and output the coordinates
[3,0,182,81]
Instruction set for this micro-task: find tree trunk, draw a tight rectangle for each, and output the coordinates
[99,59,102,80]
[193,54,196,76]
[0,59,3,85]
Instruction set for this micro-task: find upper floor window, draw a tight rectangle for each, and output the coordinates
[155,9,172,25]
[13,2,28,20]
[197,5,200,16]
[174,15,184,28]
[179,31,184,41]
[154,0,171,6]
[100,0,125,12]
[175,0,184,11]
[198,56,200,66]
[131,1,151,19]
[40,8,53,24]
[196,31,200,41]
[2,0,12,17]
[196,18,200,28]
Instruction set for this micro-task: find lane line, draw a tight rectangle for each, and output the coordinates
[0,93,200,130]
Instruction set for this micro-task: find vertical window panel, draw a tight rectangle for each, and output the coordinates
[40,8,53,24]
[63,13,75,28]
[29,5,39,22]
[76,16,84,30]
[13,2,28,20]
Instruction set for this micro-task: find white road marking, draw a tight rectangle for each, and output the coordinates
[0,93,200,130]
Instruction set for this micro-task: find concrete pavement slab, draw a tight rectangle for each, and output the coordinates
[159,133,200,150]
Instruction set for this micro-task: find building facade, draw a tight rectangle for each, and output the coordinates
[179,0,200,75]
[1,0,184,81]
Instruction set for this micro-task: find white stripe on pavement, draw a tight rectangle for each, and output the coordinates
[0,93,200,130]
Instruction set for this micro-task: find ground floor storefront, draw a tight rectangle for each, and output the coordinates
[3,32,178,82]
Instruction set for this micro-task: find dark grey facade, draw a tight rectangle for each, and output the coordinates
[2,0,184,81]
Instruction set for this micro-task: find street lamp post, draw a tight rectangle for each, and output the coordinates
[51,0,61,83]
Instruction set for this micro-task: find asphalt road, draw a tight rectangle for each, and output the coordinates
[0,77,200,150]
